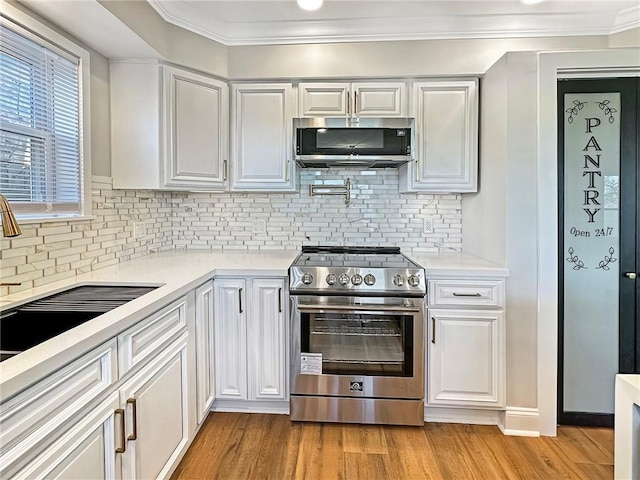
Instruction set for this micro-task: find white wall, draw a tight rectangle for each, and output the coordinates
[228,36,608,79]
[463,52,540,411]
[609,27,640,48]
[98,0,228,78]
[8,1,113,177]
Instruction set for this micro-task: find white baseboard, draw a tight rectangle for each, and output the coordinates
[498,406,540,437]
[425,406,501,425]
[211,399,290,415]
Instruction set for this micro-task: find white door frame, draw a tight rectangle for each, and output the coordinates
[537,49,640,436]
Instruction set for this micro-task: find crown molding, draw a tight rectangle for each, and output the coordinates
[612,5,640,33]
[145,2,639,46]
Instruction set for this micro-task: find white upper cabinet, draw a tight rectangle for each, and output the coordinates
[231,83,296,192]
[399,78,478,193]
[110,61,229,191]
[298,81,406,117]
[164,66,229,190]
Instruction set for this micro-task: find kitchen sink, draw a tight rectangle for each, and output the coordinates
[0,284,159,361]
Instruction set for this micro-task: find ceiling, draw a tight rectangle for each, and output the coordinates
[147,0,640,46]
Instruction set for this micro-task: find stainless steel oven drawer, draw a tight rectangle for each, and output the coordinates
[290,395,424,426]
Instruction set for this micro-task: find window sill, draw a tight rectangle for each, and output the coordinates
[16,215,96,225]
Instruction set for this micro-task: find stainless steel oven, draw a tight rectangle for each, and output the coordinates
[289,246,426,426]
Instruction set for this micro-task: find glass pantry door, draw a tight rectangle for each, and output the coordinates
[558,78,639,426]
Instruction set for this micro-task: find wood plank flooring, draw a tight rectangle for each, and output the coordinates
[170,413,614,480]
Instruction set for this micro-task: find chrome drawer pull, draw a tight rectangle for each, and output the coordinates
[452,292,482,297]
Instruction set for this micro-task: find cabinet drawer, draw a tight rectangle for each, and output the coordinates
[0,339,117,460]
[428,279,504,307]
[118,297,187,375]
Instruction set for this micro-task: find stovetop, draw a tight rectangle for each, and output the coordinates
[289,246,426,297]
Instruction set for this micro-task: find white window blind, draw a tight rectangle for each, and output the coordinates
[0,20,82,217]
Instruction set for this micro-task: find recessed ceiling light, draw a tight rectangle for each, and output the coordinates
[521,0,545,4]
[297,0,324,11]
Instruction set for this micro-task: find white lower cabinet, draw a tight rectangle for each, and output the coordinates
[7,392,120,480]
[426,277,506,410]
[214,277,287,403]
[0,297,193,480]
[194,281,215,424]
[428,309,503,406]
[119,334,190,480]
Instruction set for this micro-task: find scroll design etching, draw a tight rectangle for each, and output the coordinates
[595,247,617,271]
[596,100,617,124]
[566,247,587,270]
[565,100,586,124]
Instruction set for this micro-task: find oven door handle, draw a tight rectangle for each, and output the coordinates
[296,303,421,314]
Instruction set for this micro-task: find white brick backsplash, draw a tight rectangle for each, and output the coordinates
[0,177,173,296]
[0,170,462,295]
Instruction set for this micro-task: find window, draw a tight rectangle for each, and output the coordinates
[0,10,89,218]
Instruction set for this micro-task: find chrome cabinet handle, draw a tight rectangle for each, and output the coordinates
[625,272,637,280]
[452,292,482,297]
[431,317,436,344]
[126,398,138,441]
[278,287,282,313]
[347,91,351,116]
[223,160,228,181]
[354,91,358,114]
[286,159,290,182]
[239,288,243,313]
[115,408,126,454]
[415,159,419,181]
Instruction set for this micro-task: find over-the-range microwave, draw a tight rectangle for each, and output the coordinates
[294,117,414,168]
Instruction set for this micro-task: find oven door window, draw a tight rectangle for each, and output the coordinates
[301,310,414,377]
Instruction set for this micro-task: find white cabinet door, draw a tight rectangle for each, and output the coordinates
[248,279,287,400]
[428,309,504,407]
[231,83,296,192]
[164,66,229,190]
[400,79,478,193]
[352,82,406,117]
[6,392,121,480]
[214,279,248,400]
[120,335,190,480]
[298,81,407,118]
[298,82,350,117]
[195,281,215,424]
[110,61,229,191]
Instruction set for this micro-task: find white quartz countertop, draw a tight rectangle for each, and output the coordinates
[0,249,506,400]
[0,250,298,399]
[406,251,508,277]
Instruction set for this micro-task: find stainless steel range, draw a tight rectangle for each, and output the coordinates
[289,246,426,426]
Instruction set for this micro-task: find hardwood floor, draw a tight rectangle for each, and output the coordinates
[170,413,614,480]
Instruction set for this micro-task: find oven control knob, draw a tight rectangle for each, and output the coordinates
[326,273,337,285]
[364,274,376,286]
[351,274,363,286]
[408,275,421,287]
[302,273,314,285]
[393,274,405,287]
[339,274,350,286]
